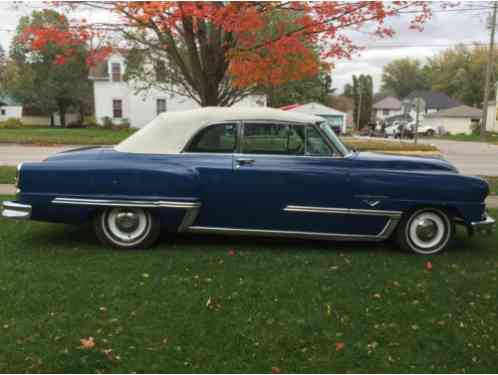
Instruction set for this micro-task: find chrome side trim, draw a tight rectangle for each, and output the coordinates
[52,197,200,209]
[188,218,399,242]
[1,201,32,220]
[283,205,402,218]
[178,204,201,232]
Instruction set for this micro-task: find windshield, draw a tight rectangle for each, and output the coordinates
[319,122,350,156]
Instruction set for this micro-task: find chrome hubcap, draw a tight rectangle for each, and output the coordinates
[103,208,150,245]
[115,211,140,233]
[408,211,447,252]
[415,219,438,242]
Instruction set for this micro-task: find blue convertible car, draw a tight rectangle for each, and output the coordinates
[1,107,495,254]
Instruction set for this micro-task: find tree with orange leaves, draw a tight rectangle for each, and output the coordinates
[25,1,439,106]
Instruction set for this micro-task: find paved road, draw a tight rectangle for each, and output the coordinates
[0,144,83,166]
[0,139,497,176]
[419,139,498,176]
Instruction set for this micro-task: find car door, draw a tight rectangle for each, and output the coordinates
[180,122,240,227]
[228,121,381,235]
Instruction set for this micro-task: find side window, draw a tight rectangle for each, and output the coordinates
[242,123,305,155]
[306,125,332,156]
[186,123,237,153]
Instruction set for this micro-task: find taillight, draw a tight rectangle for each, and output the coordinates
[15,163,22,188]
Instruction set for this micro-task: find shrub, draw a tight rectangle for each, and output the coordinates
[0,117,24,129]
[102,116,114,129]
[470,122,481,136]
[83,115,99,128]
[66,121,84,128]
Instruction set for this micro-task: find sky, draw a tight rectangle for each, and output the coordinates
[0,1,494,93]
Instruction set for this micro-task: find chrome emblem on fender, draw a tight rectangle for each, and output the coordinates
[364,200,380,207]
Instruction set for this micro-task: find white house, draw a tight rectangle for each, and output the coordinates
[372,96,403,121]
[422,105,482,135]
[89,52,267,128]
[0,95,22,121]
[281,102,347,133]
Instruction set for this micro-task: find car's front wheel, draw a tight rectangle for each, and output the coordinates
[397,208,454,255]
[94,207,160,249]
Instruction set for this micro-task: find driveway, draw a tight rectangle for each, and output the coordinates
[0,144,82,166]
[420,139,498,176]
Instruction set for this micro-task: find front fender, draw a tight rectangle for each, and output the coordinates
[352,170,489,224]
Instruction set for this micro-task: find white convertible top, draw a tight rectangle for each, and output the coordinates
[115,107,323,155]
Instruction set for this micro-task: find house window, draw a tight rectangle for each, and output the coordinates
[156,99,166,115]
[0,109,5,116]
[113,99,123,118]
[383,109,390,116]
[111,63,121,82]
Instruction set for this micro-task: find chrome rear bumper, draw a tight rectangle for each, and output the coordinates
[1,201,32,220]
[471,213,495,235]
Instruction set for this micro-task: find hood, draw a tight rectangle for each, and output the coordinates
[351,152,458,173]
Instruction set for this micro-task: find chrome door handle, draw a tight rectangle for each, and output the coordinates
[235,158,255,167]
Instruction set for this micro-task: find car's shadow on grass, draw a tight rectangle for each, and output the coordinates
[15,221,486,257]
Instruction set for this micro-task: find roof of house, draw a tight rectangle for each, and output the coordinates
[281,102,346,116]
[373,96,402,110]
[405,90,460,110]
[0,95,21,106]
[116,107,323,155]
[88,49,129,80]
[425,105,482,119]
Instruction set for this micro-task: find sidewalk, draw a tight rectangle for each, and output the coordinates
[1,183,497,208]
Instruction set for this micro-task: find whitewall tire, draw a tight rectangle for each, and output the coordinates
[94,207,160,249]
[397,208,454,255]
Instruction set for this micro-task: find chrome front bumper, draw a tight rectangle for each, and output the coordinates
[1,201,32,220]
[471,213,495,235]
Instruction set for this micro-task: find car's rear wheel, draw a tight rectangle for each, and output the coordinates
[426,129,435,136]
[397,208,454,255]
[94,207,160,249]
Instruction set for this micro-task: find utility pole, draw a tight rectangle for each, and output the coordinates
[414,98,421,145]
[481,1,498,140]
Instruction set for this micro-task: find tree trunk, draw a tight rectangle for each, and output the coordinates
[200,82,220,106]
[59,106,66,128]
[50,112,54,127]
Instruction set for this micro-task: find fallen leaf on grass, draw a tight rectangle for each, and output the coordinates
[271,367,282,374]
[335,341,345,351]
[228,249,236,256]
[426,261,433,271]
[79,337,95,350]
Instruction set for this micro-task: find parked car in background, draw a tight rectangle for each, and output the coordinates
[1,107,494,255]
[415,124,437,136]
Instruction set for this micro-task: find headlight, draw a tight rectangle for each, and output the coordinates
[15,162,22,188]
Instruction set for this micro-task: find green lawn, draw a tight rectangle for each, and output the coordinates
[482,176,498,195]
[0,166,16,184]
[432,132,498,144]
[343,138,438,153]
[0,127,439,153]
[0,127,135,146]
[0,199,496,373]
